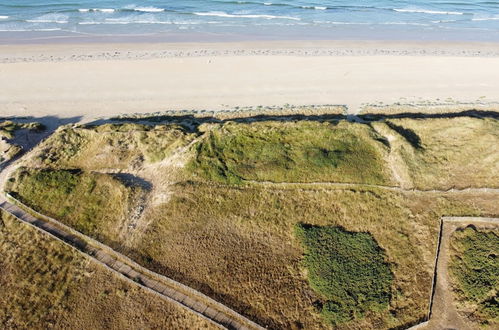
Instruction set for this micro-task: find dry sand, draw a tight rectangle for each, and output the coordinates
[1,41,499,121]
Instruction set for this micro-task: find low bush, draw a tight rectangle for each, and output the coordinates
[295,224,393,325]
[450,226,499,325]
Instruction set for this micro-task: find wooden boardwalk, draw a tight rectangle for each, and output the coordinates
[0,199,264,330]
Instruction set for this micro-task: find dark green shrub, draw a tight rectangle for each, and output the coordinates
[450,226,499,325]
[295,224,393,325]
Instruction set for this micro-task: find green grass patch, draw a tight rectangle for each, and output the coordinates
[9,168,139,240]
[189,120,390,184]
[295,224,393,325]
[450,226,499,326]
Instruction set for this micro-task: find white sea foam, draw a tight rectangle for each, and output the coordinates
[194,11,300,20]
[302,6,327,10]
[26,13,69,24]
[137,7,164,12]
[26,19,69,24]
[380,22,431,26]
[124,5,165,13]
[472,15,499,21]
[0,15,8,19]
[79,8,115,13]
[81,18,172,25]
[313,21,370,25]
[431,19,458,23]
[79,21,204,25]
[0,28,62,32]
[394,8,463,15]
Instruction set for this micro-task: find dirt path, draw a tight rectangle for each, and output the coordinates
[116,138,199,249]
[371,121,414,189]
[417,217,499,330]
[245,180,499,194]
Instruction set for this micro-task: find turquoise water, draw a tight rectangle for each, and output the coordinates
[1,1,499,41]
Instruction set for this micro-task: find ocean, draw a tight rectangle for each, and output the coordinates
[1,0,499,42]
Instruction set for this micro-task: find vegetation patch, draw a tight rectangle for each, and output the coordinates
[0,121,44,139]
[38,123,192,169]
[449,226,499,326]
[0,121,44,163]
[190,120,390,184]
[8,168,141,241]
[295,224,393,325]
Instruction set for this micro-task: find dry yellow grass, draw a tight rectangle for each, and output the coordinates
[35,123,194,170]
[128,183,497,329]
[0,210,217,329]
[380,117,499,189]
[361,103,499,115]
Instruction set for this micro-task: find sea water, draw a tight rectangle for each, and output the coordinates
[1,0,499,42]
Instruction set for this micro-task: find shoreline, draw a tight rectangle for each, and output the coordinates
[1,40,499,121]
[2,40,499,63]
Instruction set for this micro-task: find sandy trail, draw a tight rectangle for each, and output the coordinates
[424,218,499,330]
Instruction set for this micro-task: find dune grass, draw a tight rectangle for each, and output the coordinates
[383,117,499,189]
[0,210,86,328]
[189,120,391,185]
[0,210,217,329]
[295,224,393,325]
[0,121,44,139]
[37,123,193,170]
[132,180,495,329]
[8,168,141,242]
[449,226,499,326]
[0,121,44,163]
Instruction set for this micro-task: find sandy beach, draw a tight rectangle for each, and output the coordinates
[1,40,499,121]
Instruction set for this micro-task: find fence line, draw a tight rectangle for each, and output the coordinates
[407,216,499,329]
[1,194,264,330]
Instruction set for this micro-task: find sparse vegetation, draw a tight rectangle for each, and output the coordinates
[295,224,393,325]
[449,226,499,326]
[0,121,44,139]
[37,123,193,169]
[190,121,391,184]
[0,121,44,163]
[0,210,217,329]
